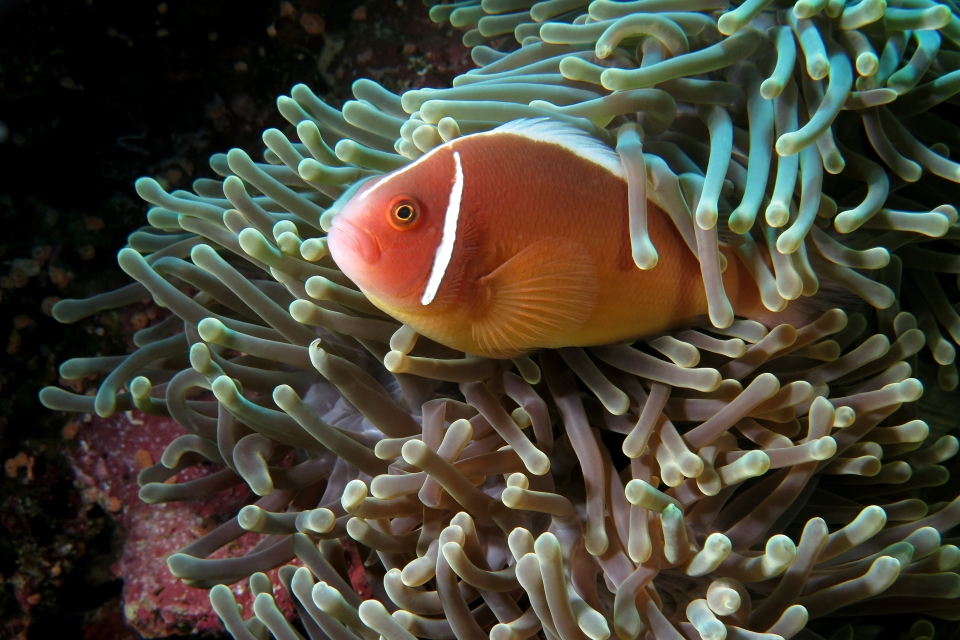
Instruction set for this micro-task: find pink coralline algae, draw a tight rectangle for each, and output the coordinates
[67,410,298,637]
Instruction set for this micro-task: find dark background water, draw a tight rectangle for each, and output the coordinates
[0,0,465,636]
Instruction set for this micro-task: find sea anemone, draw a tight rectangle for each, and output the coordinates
[40,0,960,639]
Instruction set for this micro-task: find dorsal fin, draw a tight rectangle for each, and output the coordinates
[481,118,625,180]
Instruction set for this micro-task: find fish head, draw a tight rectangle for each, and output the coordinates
[328,148,458,305]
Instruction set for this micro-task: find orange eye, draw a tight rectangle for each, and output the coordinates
[388,199,420,229]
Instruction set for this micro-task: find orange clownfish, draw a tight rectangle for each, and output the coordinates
[328,119,770,359]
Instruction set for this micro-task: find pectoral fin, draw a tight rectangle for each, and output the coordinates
[471,238,598,357]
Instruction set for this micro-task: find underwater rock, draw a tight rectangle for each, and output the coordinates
[66,409,298,636]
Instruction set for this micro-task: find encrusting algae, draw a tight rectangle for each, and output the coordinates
[37,0,960,638]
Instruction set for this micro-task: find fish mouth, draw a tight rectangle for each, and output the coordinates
[328,216,381,266]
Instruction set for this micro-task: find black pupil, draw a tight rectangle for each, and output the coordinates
[397,205,413,220]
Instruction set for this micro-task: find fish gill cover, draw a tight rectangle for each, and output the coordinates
[36,0,960,638]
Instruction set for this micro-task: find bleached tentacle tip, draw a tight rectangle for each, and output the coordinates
[678,452,705,479]
[238,505,267,532]
[708,302,735,331]
[116,246,147,273]
[296,508,336,534]
[691,368,723,393]
[578,608,610,640]
[401,557,435,587]
[500,486,524,511]
[506,473,529,490]
[891,378,924,403]
[400,438,429,467]
[301,237,328,261]
[706,581,741,616]
[319,209,337,232]
[687,599,727,640]
[624,478,681,512]
[133,176,167,204]
[491,624,515,640]
[210,374,240,402]
[342,479,368,511]
[697,204,719,231]
[511,407,532,429]
[357,600,394,630]
[632,242,659,270]
[129,375,151,398]
[298,157,325,183]
[306,339,333,372]
[727,339,748,358]
[776,229,806,255]
[717,13,744,36]
[437,117,461,142]
[384,350,410,373]
[935,204,959,225]
[272,384,302,412]
[719,450,770,485]
[765,203,789,228]
[237,227,270,259]
[272,219,298,241]
[833,406,856,428]
[685,533,732,576]
[305,276,331,300]
[209,583,240,616]
[760,78,784,100]
[811,437,838,460]
[528,99,557,112]
[289,299,313,324]
[706,531,732,553]
[595,43,614,59]
[865,556,902,594]
[512,356,541,385]
[524,449,552,476]
[390,325,419,354]
[856,53,879,77]
[585,527,609,558]
[774,133,804,158]
[604,391,631,416]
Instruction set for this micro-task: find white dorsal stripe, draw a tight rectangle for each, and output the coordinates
[480,118,626,179]
[421,150,464,306]
[360,119,621,207]
[357,144,446,201]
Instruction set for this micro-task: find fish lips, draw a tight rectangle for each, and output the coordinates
[328,216,382,267]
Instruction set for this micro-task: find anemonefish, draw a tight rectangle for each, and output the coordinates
[327,119,773,359]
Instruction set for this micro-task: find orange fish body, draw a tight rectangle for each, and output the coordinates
[328,120,763,358]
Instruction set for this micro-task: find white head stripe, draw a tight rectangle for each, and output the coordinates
[421,150,463,306]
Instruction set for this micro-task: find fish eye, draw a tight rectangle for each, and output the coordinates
[388,199,420,230]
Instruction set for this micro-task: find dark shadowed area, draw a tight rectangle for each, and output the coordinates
[0,0,466,636]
